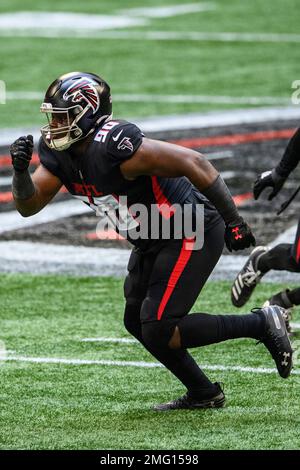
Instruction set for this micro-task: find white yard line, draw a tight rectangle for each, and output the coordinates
[1,29,300,43]
[1,107,300,147]
[91,31,300,43]
[103,31,300,43]
[1,354,299,375]
[119,3,216,18]
[115,94,290,105]
[81,337,138,344]
[136,107,300,133]
[6,91,43,100]
[6,91,290,105]
[0,12,147,32]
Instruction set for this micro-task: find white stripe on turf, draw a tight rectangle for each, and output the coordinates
[1,242,299,282]
[1,29,300,43]
[0,12,147,32]
[1,354,299,375]
[119,3,216,18]
[270,224,297,247]
[92,31,300,43]
[6,91,290,105]
[1,107,300,146]
[0,175,12,186]
[0,199,91,234]
[0,241,130,276]
[81,337,138,344]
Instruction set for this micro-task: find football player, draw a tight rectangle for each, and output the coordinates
[231,127,300,331]
[11,72,292,410]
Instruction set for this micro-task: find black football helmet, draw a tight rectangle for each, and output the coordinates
[40,71,112,151]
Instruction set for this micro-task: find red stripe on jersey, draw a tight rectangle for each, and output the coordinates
[157,237,195,320]
[151,176,176,219]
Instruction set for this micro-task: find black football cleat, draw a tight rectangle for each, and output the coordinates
[254,305,293,378]
[263,289,293,335]
[153,382,225,411]
[231,246,269,307]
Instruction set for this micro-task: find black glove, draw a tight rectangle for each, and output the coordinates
[10,135,34,172]
[253,168,286,201]
[224,217,256,252]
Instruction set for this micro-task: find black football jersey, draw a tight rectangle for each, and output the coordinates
[39,119,221,250]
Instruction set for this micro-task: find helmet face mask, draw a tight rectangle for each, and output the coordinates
[40,72,112,151]
[40,103,85,150]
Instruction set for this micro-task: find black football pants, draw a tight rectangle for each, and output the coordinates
[123,220,264,395]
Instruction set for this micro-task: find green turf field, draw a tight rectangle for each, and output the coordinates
[0,274,299,450]
[0,0,299,127]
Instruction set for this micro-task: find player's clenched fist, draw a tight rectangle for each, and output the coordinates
[10,135,34,172]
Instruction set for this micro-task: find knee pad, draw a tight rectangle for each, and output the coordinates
[140,296,158,323]
[141,320,177,352]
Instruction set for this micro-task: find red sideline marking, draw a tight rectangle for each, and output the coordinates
[0,186,68,203]
[0,152,39,168]
[157,237,195,320]
[86,230,125,241]
[0,188,252,206]
[0,192,13,203]
[233,192,253,206]
[171,129,295,149]
[0,128,295,169]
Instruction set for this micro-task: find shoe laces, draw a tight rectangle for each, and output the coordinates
[251,307,278,350]
[240,269,262,287]
[172,393,190,408]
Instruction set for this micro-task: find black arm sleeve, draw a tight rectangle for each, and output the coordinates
[201,175,241,225]
[276,128,300,178]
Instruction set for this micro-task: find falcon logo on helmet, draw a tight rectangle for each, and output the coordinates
[63,77,100,114]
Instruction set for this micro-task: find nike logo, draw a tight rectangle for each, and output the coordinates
[112,130,123,141]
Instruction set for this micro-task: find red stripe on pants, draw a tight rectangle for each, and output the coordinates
[296,237,300,264]
[151,176,176,219]
[157,238,195,320]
